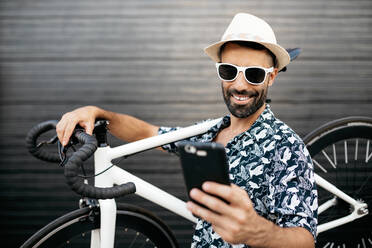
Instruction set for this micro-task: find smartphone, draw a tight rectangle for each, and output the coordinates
[178,141,230,210]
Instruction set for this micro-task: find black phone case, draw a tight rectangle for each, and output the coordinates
[178,141,230,210]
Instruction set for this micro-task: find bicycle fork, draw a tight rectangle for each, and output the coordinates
[88,199,117,248]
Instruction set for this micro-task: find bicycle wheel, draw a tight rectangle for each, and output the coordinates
[304,116,372,248]
[21,203,179,248]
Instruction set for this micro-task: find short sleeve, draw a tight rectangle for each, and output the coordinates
[267,136,318,240]
[158,119,219,154]
[157,126,182,153]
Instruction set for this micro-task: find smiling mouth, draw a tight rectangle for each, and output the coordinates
[231,93,255,103]
[232,94,250,101]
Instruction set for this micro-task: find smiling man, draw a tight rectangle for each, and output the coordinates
[57,13,317,247]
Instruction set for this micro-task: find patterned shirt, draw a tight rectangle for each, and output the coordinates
[158,105,318,247]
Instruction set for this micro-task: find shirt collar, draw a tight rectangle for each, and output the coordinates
[210,104,275,139]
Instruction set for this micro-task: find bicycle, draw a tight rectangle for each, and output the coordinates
[20,48,372,247]
[22,118,221,248]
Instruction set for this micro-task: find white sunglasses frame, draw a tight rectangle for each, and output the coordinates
[215,63,274,85]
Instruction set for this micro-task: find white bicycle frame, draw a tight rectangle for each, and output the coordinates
[88,118,369,248]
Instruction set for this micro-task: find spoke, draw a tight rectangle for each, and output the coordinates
[333,144,337,166]
[128,232,140,248]
[355,139,359,161]
[367,140,370,163]
[322,150,337,169]
[313,159,327,173]
[354,172,372,202]
[323,242,331,248]
[366,140,372,163]
[344,140,348,164]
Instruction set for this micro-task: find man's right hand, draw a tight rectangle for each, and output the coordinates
[56,106,100,146]
[56,106,159,146]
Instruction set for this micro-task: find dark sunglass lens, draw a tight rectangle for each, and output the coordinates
[218,64,237,81]
[245,68,266,84]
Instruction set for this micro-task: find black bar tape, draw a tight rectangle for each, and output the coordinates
[64,131,136,199]
[25,120,60,163]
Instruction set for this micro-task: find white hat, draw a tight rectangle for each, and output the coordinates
[204,13,290,71]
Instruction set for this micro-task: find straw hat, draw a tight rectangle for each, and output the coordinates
[204,13,290,71]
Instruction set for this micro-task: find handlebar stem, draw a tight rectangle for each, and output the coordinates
[94,120,109,147]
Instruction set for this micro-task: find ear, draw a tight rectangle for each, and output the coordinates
[267,68,278,87]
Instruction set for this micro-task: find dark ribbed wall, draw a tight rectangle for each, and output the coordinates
[0,1,371,247]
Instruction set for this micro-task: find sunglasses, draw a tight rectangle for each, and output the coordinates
[216,63,274,85]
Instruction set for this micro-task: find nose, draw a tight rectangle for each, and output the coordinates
[232,71,248,90]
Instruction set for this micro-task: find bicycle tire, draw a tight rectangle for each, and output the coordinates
[304,116,372,248]
[20,203,179,248]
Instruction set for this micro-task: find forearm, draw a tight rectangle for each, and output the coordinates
[251,215,314,248]
[93,107,159,142]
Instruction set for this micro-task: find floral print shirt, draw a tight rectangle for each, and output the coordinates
[158,105,318,247]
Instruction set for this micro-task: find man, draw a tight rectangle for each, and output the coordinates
[57,13,317,247]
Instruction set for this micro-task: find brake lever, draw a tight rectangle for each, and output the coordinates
[57,128,84,167]
[36,135,59,148]
[58,141,68,167]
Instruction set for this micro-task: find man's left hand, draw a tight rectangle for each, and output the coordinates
[186,182,266,245]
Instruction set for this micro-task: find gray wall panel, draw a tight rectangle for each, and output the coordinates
[1,0,371,247]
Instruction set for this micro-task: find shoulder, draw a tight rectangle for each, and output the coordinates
[262,116,313,167]
[250,106,301,144]
[251,112,304,150]
[260,113,305,150]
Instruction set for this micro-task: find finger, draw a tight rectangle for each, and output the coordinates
[56,121,65,145]
[186,201,224,225]
[202,182,252,207]
[56,116,69,146]
[187,201,231,228]
[189,188,231,214]
[81,121,94,135]
[201,182,231,201]
[62,119,78,146]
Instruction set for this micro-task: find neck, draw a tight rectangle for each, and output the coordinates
[229,103,266,136]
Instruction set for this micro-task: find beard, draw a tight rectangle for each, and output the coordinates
[222,84,268,118]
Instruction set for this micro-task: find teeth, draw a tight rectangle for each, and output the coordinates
[233,94,250,101]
